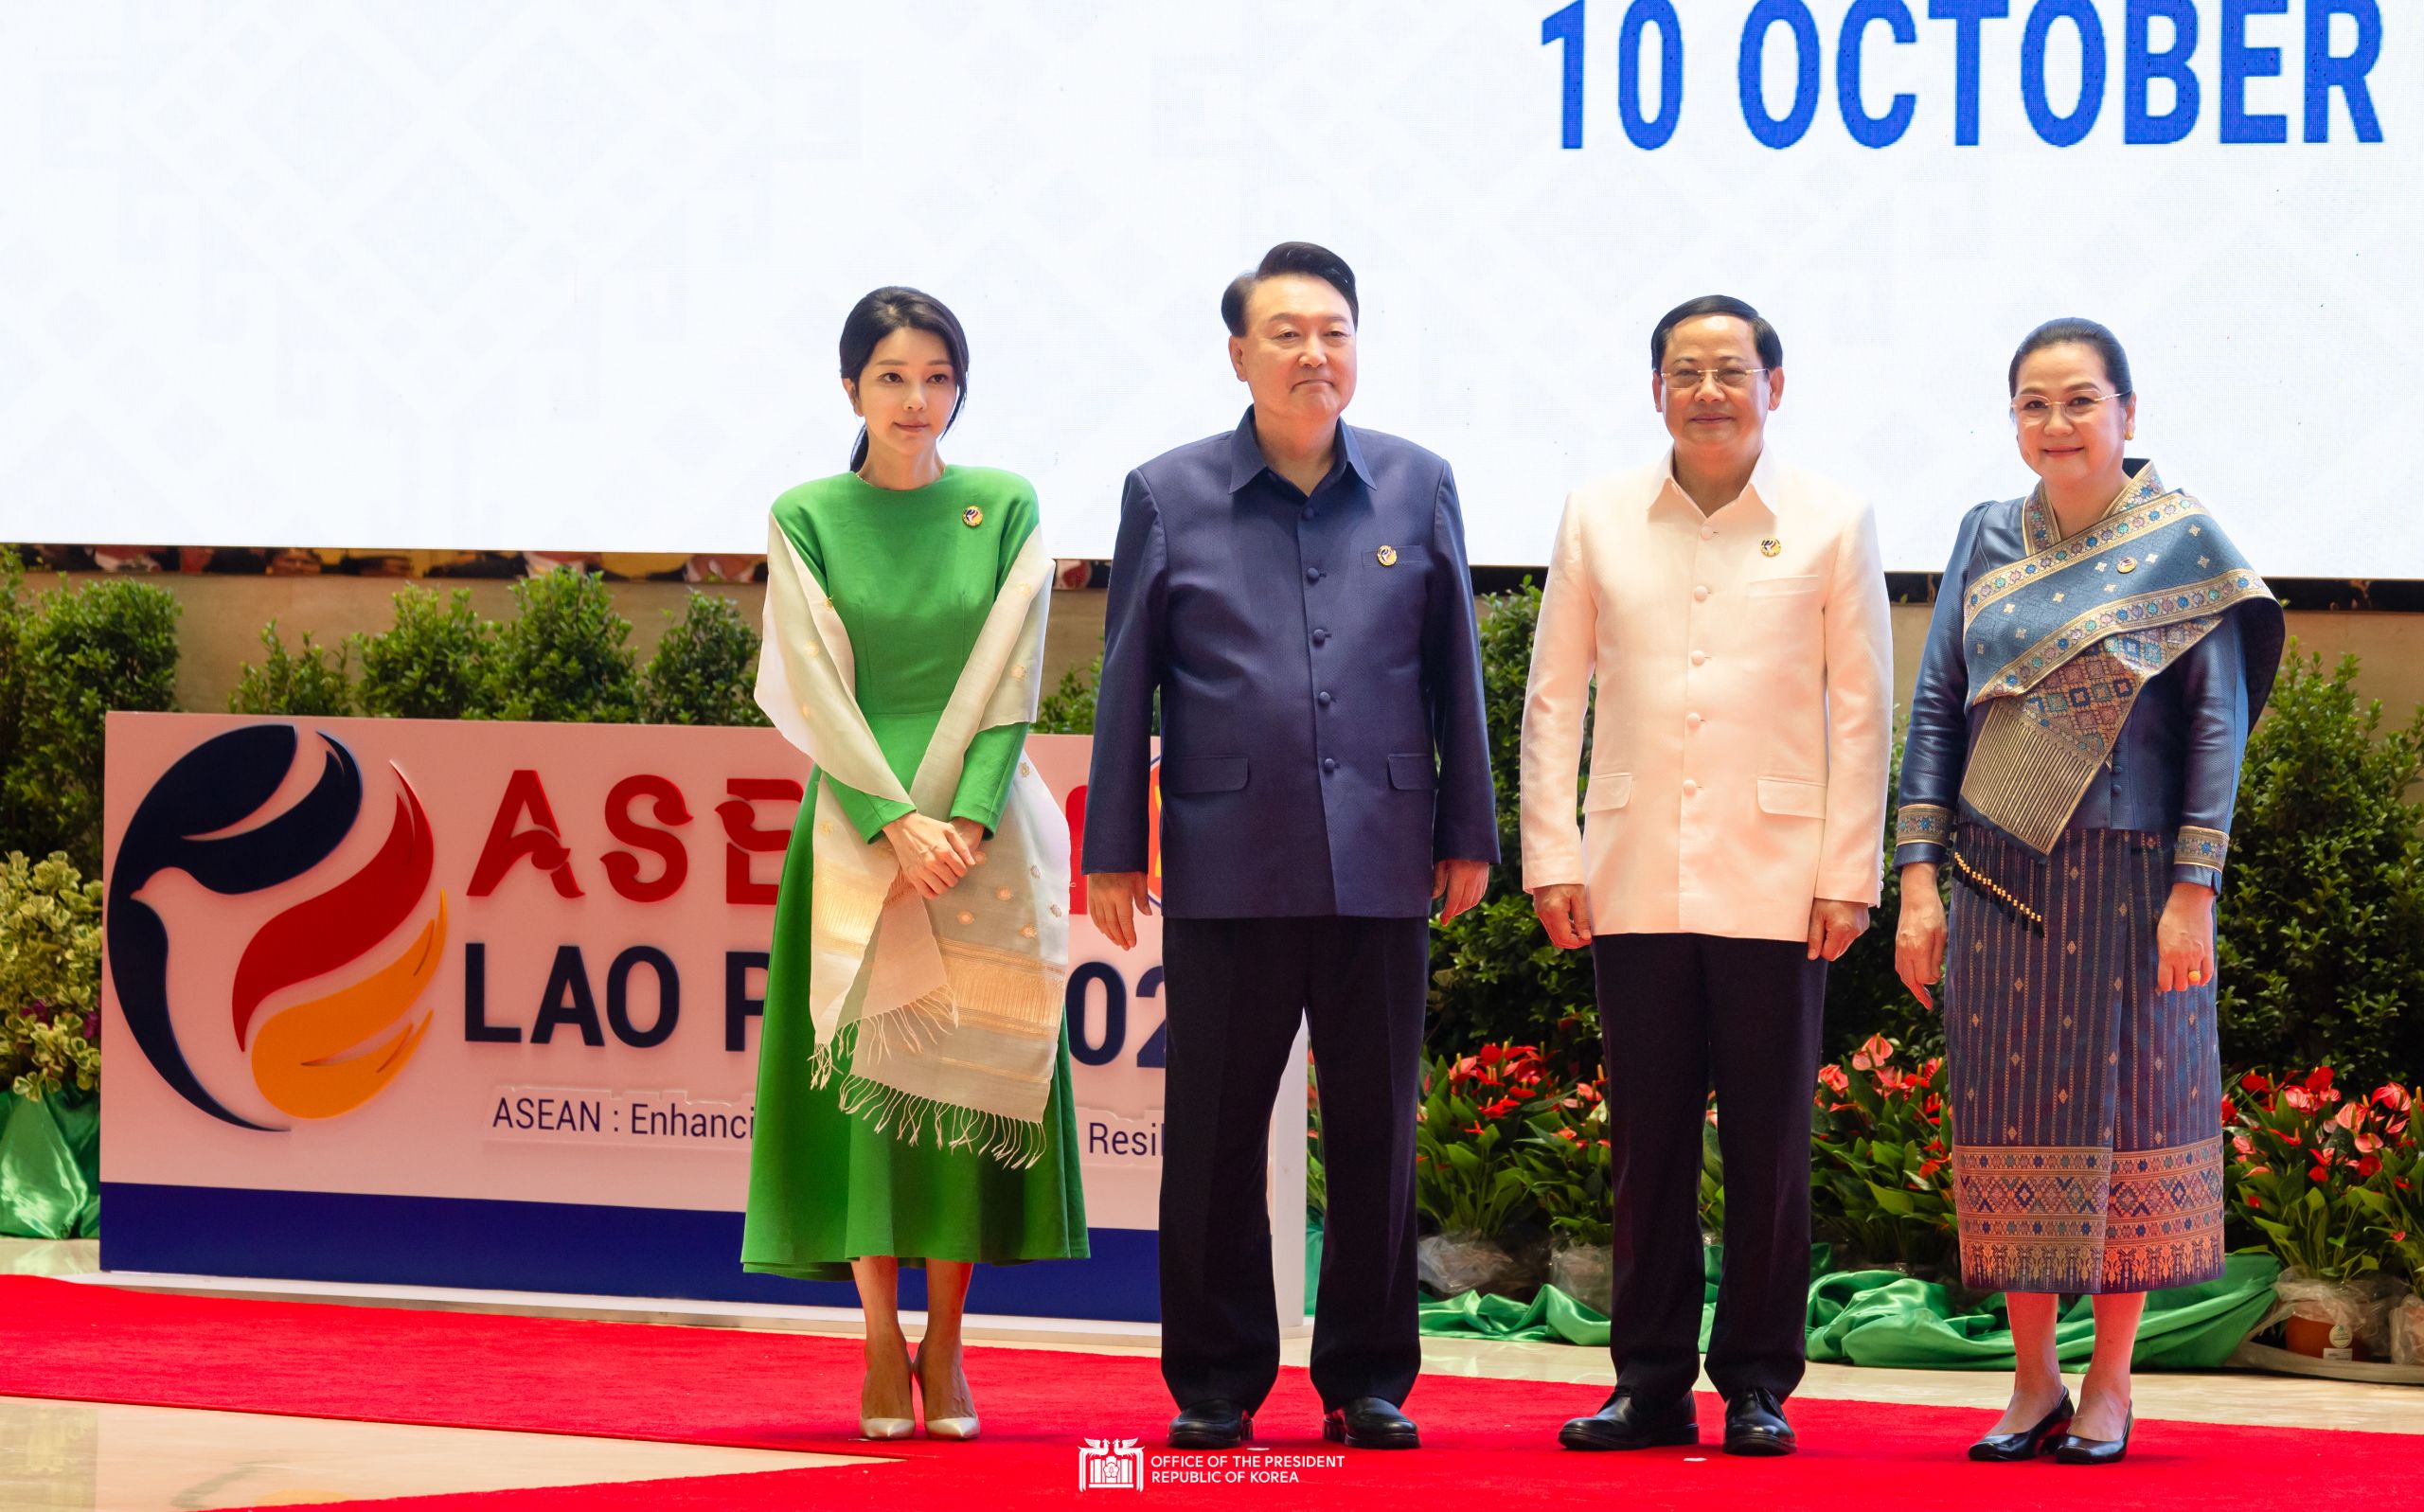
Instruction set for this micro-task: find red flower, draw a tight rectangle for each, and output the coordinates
[2233,1134,2256,1157]
[1476,1043,1506,1067]
[1919,1157,1946,1179]
[2240,1072,2272,1095]
[1923,1094,1944,1117]
[2308,1167,2330,1183]
[2305,1066,2337,1094]
[2220,1097,2238,1123]
[1462,1123,1486,1137]
[1556,1128,1579,1143]
[2283,1087,2316,1112]
[1477,1096,1522,1120]
[2248,1194,2264,1209]
[1818,1065,1851,1094]
[2356,1155,2383,1179]
[2378,1084,2414,1112]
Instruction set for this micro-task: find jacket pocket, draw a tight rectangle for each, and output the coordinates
[1387,753,1436,791]
[1162,755,1249,794]
[1744,574,1822,598]
[1583,771,1632,811]
[1756,776,1826,817]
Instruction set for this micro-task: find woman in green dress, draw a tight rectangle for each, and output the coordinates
[744,287,1087,1442]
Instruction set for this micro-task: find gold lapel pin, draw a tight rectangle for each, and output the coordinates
[1376,544,1399,567]
[962,506,984,528]
[1759,537,1782,558]
[2117,557,2137,574]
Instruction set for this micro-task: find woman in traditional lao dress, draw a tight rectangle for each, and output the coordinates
[743,288,1086,1441]
[1894,320,2281,1465]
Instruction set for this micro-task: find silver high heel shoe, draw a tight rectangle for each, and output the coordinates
[913,1343,980,1441]
[860,1348,916,1440]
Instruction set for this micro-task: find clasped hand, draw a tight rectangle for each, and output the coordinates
[882,812,986,900]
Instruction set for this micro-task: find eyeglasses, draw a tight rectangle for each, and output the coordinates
[1661,365,1769,393]
[2011,391,2130,426]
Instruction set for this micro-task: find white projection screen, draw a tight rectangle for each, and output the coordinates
[0,1,2414,572]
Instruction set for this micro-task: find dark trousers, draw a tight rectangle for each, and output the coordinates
[1593,932,1826,1403]
[1158,916,1429,1414]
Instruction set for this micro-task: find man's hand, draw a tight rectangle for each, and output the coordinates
[883,811,975,898]
[1808,898,1871,963]
[1893,864,1944,1011]
[1434,859,1489,923]
[2157,881,2217,994]
[1087,871,1153,952]
[1531,882,1593,951]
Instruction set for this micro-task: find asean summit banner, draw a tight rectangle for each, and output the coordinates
[96,714,1201,1320]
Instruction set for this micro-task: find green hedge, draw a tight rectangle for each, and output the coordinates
[228,572,768,731]
[0,563,181,876]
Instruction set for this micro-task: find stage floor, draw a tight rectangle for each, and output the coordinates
[6,1238,2417,1510]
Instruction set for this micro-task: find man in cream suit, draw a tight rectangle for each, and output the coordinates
[1521,295,1891,1457]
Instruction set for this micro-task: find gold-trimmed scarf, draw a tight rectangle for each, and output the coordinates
[753,516,1068,1166]
[1955,463,2278,855]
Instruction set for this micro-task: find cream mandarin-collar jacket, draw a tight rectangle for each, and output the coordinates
[1519,452,1893,942]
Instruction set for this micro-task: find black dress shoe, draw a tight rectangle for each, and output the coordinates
[2053,1411,2132,1465]
[1168,1399,1253,1450]
[1322,1396,1419,1450]
[1969,1392,2075,1462]
[1557,1389,1698,1451]
[1722,1388,1796,1456]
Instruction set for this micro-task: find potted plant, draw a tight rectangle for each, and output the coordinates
[2227,1069,2401,1359]
[1514,1076,1613,1311]
[1413,1043,1550,1297]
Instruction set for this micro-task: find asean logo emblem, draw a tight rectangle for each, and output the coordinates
[109,725,447,1130]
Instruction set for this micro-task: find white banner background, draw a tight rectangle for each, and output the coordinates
[2,2,2414,572]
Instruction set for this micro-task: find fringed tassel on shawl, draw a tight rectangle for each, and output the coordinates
[806,998,1048,1169]
[1950,846,2047,936]
[806,990,959,1091]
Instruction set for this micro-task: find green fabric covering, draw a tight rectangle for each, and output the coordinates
[0,1091,99,1239]
[1416,1244,2281,1371]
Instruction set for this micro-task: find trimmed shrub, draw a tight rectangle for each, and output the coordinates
[1425,584,1597,1058]
[2219,648,2424,1084]
[0,577,181,873]
[352,585,500,720]
[227,621,354,716]
[1033,654,1099,736]
[640,590,768,727]
[485,568,638,724]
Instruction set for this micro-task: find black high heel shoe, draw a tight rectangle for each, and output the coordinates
[2053,1410,2132,1465]
[1968,1392,2074,1461]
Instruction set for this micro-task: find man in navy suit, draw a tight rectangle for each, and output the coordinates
[1084,242,1497,1452]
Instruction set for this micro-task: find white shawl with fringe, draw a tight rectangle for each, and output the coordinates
[754,511,1069,1166]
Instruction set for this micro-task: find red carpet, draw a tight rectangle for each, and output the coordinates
[3,1275,2419,1510]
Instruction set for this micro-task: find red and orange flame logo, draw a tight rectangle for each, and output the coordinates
[233,780,449,1120]
[111,726,448,1130]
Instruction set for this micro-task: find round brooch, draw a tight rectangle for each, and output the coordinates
[962,506,984,528]
[1376,545,1399,567]
[1759,538,1783,558]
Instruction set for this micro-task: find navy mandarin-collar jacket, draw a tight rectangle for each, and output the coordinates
[1081,409,1499,918]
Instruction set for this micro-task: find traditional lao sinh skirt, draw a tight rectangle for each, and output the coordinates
[1942,820,2226,1294]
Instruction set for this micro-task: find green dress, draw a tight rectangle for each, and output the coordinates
[741,465,1088,1281]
